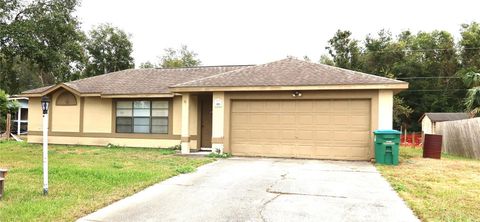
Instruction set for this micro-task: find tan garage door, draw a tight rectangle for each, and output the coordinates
[230,99,371,160]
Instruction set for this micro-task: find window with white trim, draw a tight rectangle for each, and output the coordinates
[116,100,169,134]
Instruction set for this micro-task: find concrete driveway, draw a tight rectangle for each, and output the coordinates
[78,158,418,222]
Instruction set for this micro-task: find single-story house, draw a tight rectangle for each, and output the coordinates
[419,112,470,134]
[22,58,408,160]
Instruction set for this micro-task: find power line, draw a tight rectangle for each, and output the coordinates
[366,47,480,53]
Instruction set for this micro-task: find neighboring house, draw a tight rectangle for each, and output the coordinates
[22,58,408,160]
[7,96,29,135]
[419,113,470,134]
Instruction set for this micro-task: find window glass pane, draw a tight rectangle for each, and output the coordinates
[116,109,132,117]
[134,117,150,125]
[117,125,132,133]
[152,109,168,117]
[152,125,168,134]
[117,101,132,108]
[134,108,150,116]
[134,101,150,108]
[117,117,132,125]
[152,117,168,125]
[152,101,168,108]
[134,125,150,133]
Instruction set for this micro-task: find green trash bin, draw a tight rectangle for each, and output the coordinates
[373,130,401,165]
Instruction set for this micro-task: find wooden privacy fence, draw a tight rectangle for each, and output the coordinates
[436,117,480,159]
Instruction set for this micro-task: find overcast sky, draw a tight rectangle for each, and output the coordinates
[76,0,480,67]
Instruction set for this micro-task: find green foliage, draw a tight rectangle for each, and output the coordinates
[175,165,196,174]
[0,141,213,221]
[84,24,134,77]
[0,0,86,93]
[325,30,363,70]
[319,54,334,65]
[159,45,201,68]
[459,22,480,69]
[325,28,466,130]
[207,152,232,158]
[139,61,157,68]
[0,89,19,131]
[393,96,413,128]
[462,71,480,116]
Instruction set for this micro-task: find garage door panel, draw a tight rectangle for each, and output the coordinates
[313,100,332,111]
[297,114,314,125]
[231,99,371,160]
[296,101,314,112]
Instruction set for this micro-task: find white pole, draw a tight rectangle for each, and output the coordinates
[17,106,21,135]
[42,112,48,195]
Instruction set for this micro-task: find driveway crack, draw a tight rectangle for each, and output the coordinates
[259,194,281,222]
[266,190,347,199]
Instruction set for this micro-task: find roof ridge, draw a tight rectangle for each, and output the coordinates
[171,63,261,87]
[172,58,297,87]
[68,68,137,84]
[153,64,253,70]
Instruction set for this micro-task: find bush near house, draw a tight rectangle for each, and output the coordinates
[0,141,213,221]
[377,147,480,221]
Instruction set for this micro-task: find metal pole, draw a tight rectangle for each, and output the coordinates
[42,112,48,195]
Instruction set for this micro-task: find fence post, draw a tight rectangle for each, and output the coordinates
[5,113,11,139]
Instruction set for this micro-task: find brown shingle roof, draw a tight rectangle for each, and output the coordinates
[23,58,407,96]
[22,65,250,95]
[173,58,406,88]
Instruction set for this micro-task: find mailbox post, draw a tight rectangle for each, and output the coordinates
[41,96,50,195]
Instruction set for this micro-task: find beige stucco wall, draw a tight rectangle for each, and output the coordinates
[189,95,198,136]
[172,96,182,135]
[28,135,180,148]
[220,90,383,159]
[83,97,112,133]
[421,115,433,134]
[28,97,43,131]
[28,91,185,149]
[172,95,198,137]
[51,90,80,132]
[378,90,393,129]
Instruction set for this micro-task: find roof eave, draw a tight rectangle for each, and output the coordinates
[170,83,409,93]
[100,93,174,98]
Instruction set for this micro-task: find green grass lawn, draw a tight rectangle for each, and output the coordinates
[0,141,213,221]
[377,147,480,222]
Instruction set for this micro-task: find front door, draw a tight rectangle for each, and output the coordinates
[200,95,213,148]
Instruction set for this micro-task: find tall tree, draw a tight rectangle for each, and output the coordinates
[459,22,480,70]
[159,45,201,68]
[84,24,134,77]
[363,29,405,77]
[325,30,363,70]
[324,29,464,130]
[0,0,85,93]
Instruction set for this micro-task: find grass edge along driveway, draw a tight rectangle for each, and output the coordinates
[0,141,214,221]
[377,147,480,222]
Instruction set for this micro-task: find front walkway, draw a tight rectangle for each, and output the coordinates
[78,158,418,222]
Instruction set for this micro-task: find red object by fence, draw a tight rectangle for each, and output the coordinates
[400,133,423,146]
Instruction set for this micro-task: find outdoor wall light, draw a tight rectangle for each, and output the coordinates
[292,91,302,97]
[41,96,50,114]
